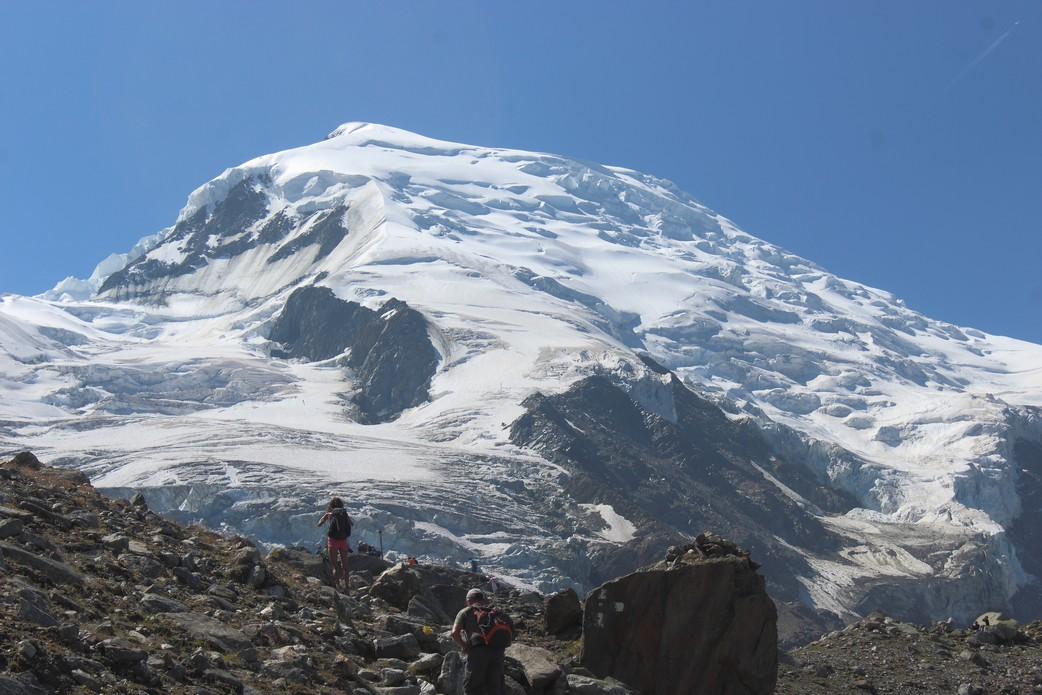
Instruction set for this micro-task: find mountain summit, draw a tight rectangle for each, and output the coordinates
[4,123,1042,631]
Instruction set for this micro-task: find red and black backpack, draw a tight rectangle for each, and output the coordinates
[471,605,514,648]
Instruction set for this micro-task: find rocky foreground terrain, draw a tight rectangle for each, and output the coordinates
[777,613,1042,695]
[7,450,1042,695]
[0,451,776,695]
[0,451,601,694]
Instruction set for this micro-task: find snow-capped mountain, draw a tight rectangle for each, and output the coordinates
[3,123,1042,631]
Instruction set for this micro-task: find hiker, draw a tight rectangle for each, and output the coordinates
[316,497,352,589]
[452,588,514,695]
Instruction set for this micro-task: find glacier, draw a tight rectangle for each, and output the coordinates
[1,122,1041,632]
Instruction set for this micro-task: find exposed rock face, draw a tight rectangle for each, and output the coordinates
[510,373,850,605]
[268,286,439,422]
[99,177,274,300]
[581,544,777,695]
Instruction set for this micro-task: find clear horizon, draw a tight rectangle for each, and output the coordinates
[1,1,1039,342]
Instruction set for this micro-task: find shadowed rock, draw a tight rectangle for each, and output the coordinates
[0,543,84,586]
[509,372,852,616]
[580,541,777,695]
[544,588,582,636]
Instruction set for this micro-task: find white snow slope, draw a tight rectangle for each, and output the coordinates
[3,123,1041,619]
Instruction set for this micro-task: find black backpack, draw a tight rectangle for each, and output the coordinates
[471,606,514,648]
[328,509,352,540]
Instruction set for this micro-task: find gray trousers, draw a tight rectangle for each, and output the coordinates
[463,646,505,695]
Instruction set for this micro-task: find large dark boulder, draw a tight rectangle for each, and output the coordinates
[10,452,41,469]
[370,564,425,610]
[581,543,777,695]
[544,588,582,636]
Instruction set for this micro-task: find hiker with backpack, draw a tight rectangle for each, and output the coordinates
[452,588,514,695]
[316,497,352,589]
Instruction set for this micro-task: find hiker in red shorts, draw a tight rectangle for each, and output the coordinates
[316,497,352,589]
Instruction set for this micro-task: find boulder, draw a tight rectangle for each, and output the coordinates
[0,505,33,521]
[407,652,443,675]
[159,612,253,653]
[16,640,37,660]
[973,611,1020,643]
[17,590,58,628]
[408,594,448,624]
[233,547,261,566]
[126,539,150,555]
[120,553,165,579]
[141,593,188,614]
[0,542,84,585]
[10,452,42,469]
[973,611,1006,628]
[581,551,776,695]
[372,564,424,610]
[990,621,1020,643]
[97,638,147,665]
[0,673,49,695]
[0,518,24,538]
[544,588,582,636]
[173,566,205,591]
[966,630,997,647]
[427,583,469,620]
[374,634,422,660]
[203,668,244,694]
[69,670,101,691]
[437,650,465,694]
[383,614,440,651]
[381,668,408,686]
[566,674,637,695]
[373,687,420,695]
[505,643,560,690]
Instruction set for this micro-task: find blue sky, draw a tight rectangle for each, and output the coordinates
[1,2,1039,342]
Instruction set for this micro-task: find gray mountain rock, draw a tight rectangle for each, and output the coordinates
[581,548,776,695]
[269,286,438,422]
